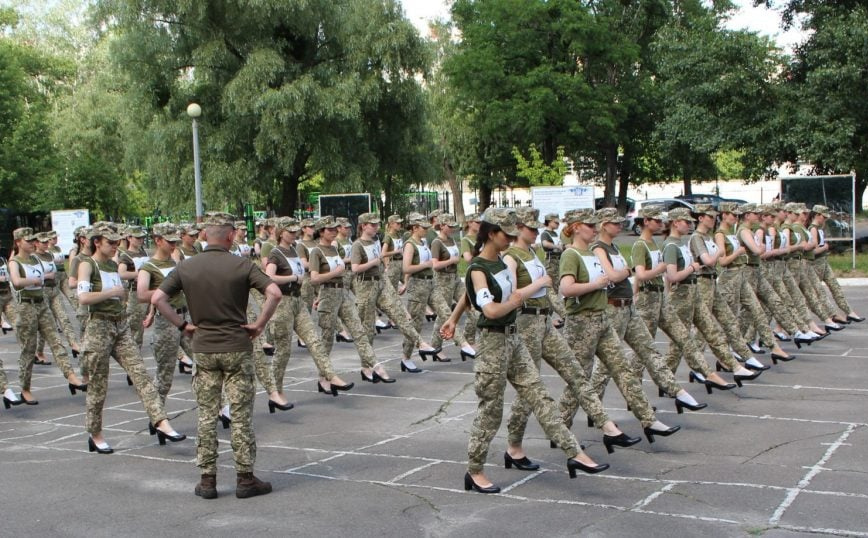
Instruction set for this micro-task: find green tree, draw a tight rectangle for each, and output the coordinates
[512,145,567,186]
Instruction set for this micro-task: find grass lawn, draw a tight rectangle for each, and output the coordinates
[827,251,868,278]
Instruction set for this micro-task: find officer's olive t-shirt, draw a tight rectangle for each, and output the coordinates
[159,246,272,353]
[350,239,382,278]
[559,247,607,314]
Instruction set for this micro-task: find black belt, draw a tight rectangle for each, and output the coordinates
[639,284,664,293]
[321,282,343,288]
[483,325,517,334]
[89,311,126,321]
[175,307,188,314]
[680,277,697,285]
[356,274,381,281]
[18,296,44,304]
[607,297,632,307]
[411,275,433,280]
[746,263,759,267]
[520,306,550,316]
[437,270,457,275]
[696,273,715,279]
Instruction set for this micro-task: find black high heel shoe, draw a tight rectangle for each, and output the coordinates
[18,393,38,405]
[68,383,87,395]
[504,452,540,471]
[178,360,193,374]
[643,424,681,444]
[318,381,338,397]
[297,340,307,349]
[361,370,377,383]
[400,361,422,373]
[1,326,10,335]
[832,316,851,325]
[603,433,641,454]
[425,314,437,322]
[3,396,23,409]
[460,350,476,361]
[464,472,499,493]
[732,371,760,388]
[218,413,231,429]
[335,333,354,343]
[567,458,609,478]
[658,387,666,398]
[148,422,157,435]
[268,400,295,413]
[88,437,113,454]
[825,323,844,332]
[431,353,451,363]
[715,361,732,373]
[747,342,766,354]
[688,371,704,384]
[847,314,865,323]
[156,429,187,445]
[262,346,275,356]
[675,398,707,414]
[704,378,737,394]
[33,356,51,366]
[771,352,795,365]
[126,375,133,386]
[372,371,396,384]
[71,349,79,358]
[418,347,442,361]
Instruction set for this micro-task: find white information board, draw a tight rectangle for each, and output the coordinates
[50,209,89,253]
[531,185,595,220]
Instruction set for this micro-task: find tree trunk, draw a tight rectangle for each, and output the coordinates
[617,147,632,215]
[682,176,692,196]
[856,172,866,214]
[279,149,310,216]
[443,156,465,222]
[382,177,392,216]
[479,182,493,212]
[604,144,617,207]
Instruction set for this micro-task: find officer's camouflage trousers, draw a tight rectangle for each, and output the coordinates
[507,312,608,444]
[811,257,851,314]
[17,300,74,390]
[468,327,580,474]
[36,285,79,355]
[271,294,336,388]
[431,272,470,350]
[560,311,656,428]
[665,282,739,373]
[355,277,420,350]
[593,303,682,400]
[317,286,377,369]
[194,351,256,475]
[634,289,712,377]
[153,311,192,405]
[83,315,167,434]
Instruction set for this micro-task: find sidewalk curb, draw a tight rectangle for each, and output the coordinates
[839,278,868,286]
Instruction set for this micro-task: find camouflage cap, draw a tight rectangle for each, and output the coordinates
[783,202,806,213]
[544,212,560,223]
[73,225,87,238]
[203,212,237,227]
[358,212,381,225]
[740,203,760,214]
[335,217,351,228]
[300,217,316,228]
[514,207,543,229]
[152,223,181,242]
[438,213,457,227]
[667,207,695,222]
[564,208,598,225]
[596,207,626,224]
[314,215,337,230]
[234,220,248,230]
[465,213,480,223]
[407,212,431,228]
[386,214,403,224]
[183,224,199,236]
[758,204,776,216]
[12,227,38,241]
[46,230,58,239]
[812,204,831,217]
[116,223,129,236]
[428,209,443,220]
[262,218,276,228]
[481,207,518,236]
[638,206,665,220]
[276,217,301,233]
[692,203,719,217]
[89,225,122,241]
[91,220,117,231]
[126,225,147,238]
[718,201,743,215]
[36,231,52,242]
[770,201,786,212]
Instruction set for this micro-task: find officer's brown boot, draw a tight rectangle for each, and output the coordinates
[235,472,272,499]
[194,474,217,499]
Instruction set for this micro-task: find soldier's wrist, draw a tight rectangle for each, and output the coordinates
[178,321,188,332]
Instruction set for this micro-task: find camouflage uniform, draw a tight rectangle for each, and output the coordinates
[430,214,470,350]
[798,217,838,319]
[34,240,80,355]
[382,215,406,293]
[119,227,150,348]
[458,221,480,345]
[785,207,834,321]
[466,209,582,473]
[809,206,851,313]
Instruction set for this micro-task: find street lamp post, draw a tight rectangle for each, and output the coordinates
[186,103,203,222]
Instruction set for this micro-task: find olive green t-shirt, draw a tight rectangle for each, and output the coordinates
[178,245,198,259]
[84,257,125,315]
[383,233,404,260]
[350,239,382,278]
[13,255,46,299]
[737,223,762,265]
[431,236,459,274]
[716,223,747,266]
[689,231,718,276]
[505,245,548,308]
[118,247,149,290]
[662,236,692,273]
[590,240,631,299]
[559,247,607,314]
[35,251,58,288]
[810,222,827,259]
[792,223,813,260]
[631,238,664,288]
[142,258,185,309]
[308,244,344,283]
[260,239,276,261]
[407,238,433,278]
[466,256,517,327]
[458,233,476,277]
[267,245,304,295]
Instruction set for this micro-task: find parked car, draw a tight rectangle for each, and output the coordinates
[627,198,695,235]
[676,193,748,210]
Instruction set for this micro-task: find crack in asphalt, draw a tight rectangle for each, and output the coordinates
[411,381,474,426]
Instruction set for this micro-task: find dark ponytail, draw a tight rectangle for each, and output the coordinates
[473,221,500,256]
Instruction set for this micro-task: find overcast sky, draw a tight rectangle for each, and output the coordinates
[398,0,807,52]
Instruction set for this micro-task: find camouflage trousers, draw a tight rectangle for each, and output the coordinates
[760,261,807,333]
[355,276,420,350]
[59,276,76,308]
[17,300,75,390]
[468,326,580,474]
[695,277,754,362]
[811,257,851,314]
[665,282,739,372]
[744,264,801,340]
[717,266,774,348]
[245,299,277,394]
[781,259,815,327]
[36,285,80,355]
[0,291,16,393]
[153,310,192,405]
[83,315,167,434]
[592,303,682,399]
[317,286,377,369]
[126,288,147,348]
[788,259,830,321]
[507,312,609,444]
[250,288,274,345]
[402,276,465,358]
[194,351,256,475]
[385,259,403,291]
[800,259,836,319]
[271,294,336,388]
[545,255,560,293]
[300,274,317,313]
[559,311,656,428]
[431,272,469,350]
[634,288,712,377]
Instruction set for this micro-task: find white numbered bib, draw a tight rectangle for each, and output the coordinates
[793,232,801,244]
[703,239,718,256]
[611,252,628,272]
[753,230,763,245]
[679,244,694,266]
[579,254,606,281]
[132,256,149,271]
[325,255,343,271]
[779,231,789,249]
[445,244,460,259]
[99,270,123,301]
[726,234,740,253]
[492,267,513,301]
[818,229,826,246]
[53,251,65,266]
[363,241,381,262]
[521,256,548,299]
[158,266,175,278]
[650,249,662,269]
[417,244,432,263]
[392,237,403,251]
[764,235,773,251]
[21,261,44,291]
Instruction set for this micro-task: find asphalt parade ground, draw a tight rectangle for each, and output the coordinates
[1,287,866,538]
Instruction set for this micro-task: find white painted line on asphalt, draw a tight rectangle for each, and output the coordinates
[387,461,442,484]
[768,423,857,525]
[842,348,853,356]
[500,470,546,493]
[775,524,868,538]
[632,482,676,509]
